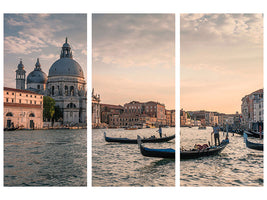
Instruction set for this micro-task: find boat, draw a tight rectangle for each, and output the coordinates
[244,133,263,151]
[198,126,206,129]
[180,138,229,160]
[244,130,263,139]
[137,136,175,159]
[4,127,18,131]
[125,126,138,130]
[104,132,175,144]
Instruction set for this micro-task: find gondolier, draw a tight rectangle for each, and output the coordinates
[156,126,162,138]
[211,123,220,146]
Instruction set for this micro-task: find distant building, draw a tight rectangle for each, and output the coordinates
[92,89,101,127]
[241,89,263,130]
[4,87,43,129]
[15,59,26,90]
[180,109,187,126]
[166,109,175,127]
[100,104,124,125]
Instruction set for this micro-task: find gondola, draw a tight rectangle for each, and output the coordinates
[104,132,175,144]
[137,136,175,159]
[180,139,229,160]
[244,130,263,139]
[244,133,263,151]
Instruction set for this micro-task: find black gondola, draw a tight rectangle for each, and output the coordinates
[137,136,175,159]
[104,132,175,144]
[244,130,264,139]
[244,133,263,151]
[180,139,229,160]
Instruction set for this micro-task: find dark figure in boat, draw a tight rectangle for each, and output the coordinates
[156,125,163,138]
[211,123,220,146]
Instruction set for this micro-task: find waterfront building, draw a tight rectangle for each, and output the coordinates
[166,109,175,127]
[180,109,187,126]
[46,38,87,125]
[100,104,124,125]
[27,58,48,95]
[92,89,101,128]
[241,89,263,130]
[124,101,166,126]
[15,59,26,90]
[4,87,43,129]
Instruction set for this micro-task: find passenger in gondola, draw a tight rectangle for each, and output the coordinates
[156,125,162,138]
[211,123,220,146]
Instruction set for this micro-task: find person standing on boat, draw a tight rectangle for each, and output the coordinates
[157,125,162,138]
[211,123,220,146]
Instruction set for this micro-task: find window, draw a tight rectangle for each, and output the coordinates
[6,98,8,102]
[12,93,14,95]
[19,99,21,103]
[26,94,28,97]
[34,101,36,104]
[6,112,13,116]
[29,113,35,117]
[20,93,22,96]
[6,92,9,94]
[37,85,40,89]
[12,99,14,103]
[30,95,32,97]
[30,100,32,104]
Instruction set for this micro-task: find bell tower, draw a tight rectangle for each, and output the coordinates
[16,59,26,90]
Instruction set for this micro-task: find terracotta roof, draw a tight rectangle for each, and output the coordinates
[4,87,42,95]
[100,103,124,109]
[4,102,42,108]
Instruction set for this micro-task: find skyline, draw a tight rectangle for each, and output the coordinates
[4,14,87,88]
[180,14,263,114]
[92,14,175,110]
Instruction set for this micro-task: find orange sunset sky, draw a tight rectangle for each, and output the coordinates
[92,14,175,110]
[180,14,263,114]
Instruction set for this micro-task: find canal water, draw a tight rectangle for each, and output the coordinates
[4,129,87,186]
[92,127,175,186]
[180,127,263,186]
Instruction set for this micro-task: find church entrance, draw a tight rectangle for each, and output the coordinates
[7,120,12,128]
[30,120,35,129]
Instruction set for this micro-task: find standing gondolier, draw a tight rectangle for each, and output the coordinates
[211,123,220,146]
[157,125,163,138]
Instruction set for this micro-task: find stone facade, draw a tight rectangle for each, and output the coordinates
[4,87,43,129]
[92,89,101,127]
[46,38,87,125]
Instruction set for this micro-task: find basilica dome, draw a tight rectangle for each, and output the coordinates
[48,38,84,78]
[27,58,48,84]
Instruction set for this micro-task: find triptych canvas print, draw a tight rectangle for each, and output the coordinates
[3,13,263,188]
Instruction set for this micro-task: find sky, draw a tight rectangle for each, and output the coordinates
[92,14,175,110]
[180,14,263,114]
[4,14,87,88]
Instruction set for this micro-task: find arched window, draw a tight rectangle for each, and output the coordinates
[6,112,13,116]
[52,86,55,95]
[65,86,68,96]
[29,113,35,117]
[67,103,76,108]
[70,86,74,96]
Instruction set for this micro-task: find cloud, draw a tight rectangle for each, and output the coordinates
[93,14,175,70]
[181,14,263,46]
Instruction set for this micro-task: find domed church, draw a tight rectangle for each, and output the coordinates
[27,58,48,94]
[15,38,87,125]
[46,38,87,125]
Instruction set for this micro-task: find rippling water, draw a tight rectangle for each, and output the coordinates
[180,127,263,186]
[92,128,175,186]
[4,129,87,186]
